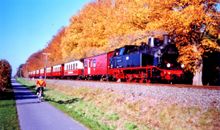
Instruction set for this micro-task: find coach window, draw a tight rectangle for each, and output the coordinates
[76,63,78,69]
[84,60,87,68]
[93,59,96,68]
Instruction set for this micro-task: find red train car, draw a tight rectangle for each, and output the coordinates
[35,70,40,78]
[64,60,84,78]
[39,68,44,77]
[83,52,114,80]
[46,67,52,78]
[32,70,36,78]
[52,64,64,78]
[28,71,33,78]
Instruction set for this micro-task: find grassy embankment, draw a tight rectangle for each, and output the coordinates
[17,78,220,130]
[0,86,20,130]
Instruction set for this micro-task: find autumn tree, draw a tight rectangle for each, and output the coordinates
[24,50,45,74]
[16,64,24,77]
[44,27,65,65]
[61,0,151,60]
[0,59,12,91]
[144,0,220,85]
[25,0,219,86]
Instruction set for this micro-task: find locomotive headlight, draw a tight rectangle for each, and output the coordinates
[126,56,129,60]
[166,63,171,68]
[181,64,184,68]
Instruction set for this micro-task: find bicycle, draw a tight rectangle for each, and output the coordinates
[37,87,44,102]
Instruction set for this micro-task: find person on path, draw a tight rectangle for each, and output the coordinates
[36,76,46,96]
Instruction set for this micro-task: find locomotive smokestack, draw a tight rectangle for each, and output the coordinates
[149,37,154,47]
[163,35,168,45]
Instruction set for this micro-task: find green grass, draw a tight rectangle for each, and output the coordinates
[0,87,20,130]
[17,78,113,130]
[124,122,138,130]
[17,78,220,130]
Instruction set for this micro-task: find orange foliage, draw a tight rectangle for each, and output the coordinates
[25,0,220,78]
[144,0,220,73]
[44,28,65,65]
[0,60,12,91]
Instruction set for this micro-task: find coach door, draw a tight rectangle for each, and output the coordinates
[88,59,91,75]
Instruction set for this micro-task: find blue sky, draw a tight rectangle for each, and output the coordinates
[0,0,91,75]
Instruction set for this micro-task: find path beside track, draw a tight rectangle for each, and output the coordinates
[12,79,87,130]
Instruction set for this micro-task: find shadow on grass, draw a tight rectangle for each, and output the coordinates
[0,85,16,111]
[0,87,14,100]
[45,97,81,104]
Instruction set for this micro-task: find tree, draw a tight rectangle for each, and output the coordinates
[24,50,45,73]
[144,0,220,85]
[15,64,24,78]
[44,27,65,65]
[0,60,12,91]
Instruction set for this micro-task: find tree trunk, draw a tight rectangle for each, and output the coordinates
[192,62,203,86]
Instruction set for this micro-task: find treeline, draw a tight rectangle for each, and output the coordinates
[0,60,12,92]
[22,0,220,85]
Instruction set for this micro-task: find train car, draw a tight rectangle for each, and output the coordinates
[35,70,40,78]
[108,36,184,83]
[32,70,36,78]
[39,68,44,77]
[64,59,84,78]
[83,52,114,80]
[52,64,64,78]
[28,71,32,78]
[46,67,52,78]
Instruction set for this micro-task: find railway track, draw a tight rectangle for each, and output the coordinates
[25,78,220,110]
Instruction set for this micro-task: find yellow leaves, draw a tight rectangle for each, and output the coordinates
[24,0,220,75]
[178,45,203,73]
[201,38,220,52]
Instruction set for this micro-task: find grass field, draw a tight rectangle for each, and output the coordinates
[0,87,20,130]
[17,78,220,130]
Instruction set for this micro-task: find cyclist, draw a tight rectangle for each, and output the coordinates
[36,76,46,96]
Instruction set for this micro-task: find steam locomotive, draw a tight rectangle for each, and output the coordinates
[29,35,185,83]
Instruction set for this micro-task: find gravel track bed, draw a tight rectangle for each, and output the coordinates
[46,79,220,110]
